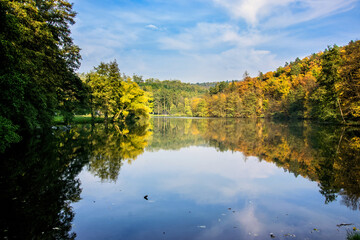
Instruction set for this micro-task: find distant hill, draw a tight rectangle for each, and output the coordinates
[134,77,208,115]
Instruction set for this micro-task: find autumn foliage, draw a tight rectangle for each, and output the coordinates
[194,40,360,123]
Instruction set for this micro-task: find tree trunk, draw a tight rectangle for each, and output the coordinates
[90,95,94,125]
[337,98,345,123]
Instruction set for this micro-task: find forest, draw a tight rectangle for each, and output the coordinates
[136,78,208,116]
[193,41,360,122]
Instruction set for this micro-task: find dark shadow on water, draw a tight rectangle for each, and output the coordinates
[0,120,151,239]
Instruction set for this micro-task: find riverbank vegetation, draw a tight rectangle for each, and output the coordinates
[135,77,209,116]
[193,40,360,123]
[0,0,85,150]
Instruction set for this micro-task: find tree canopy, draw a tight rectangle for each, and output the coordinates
[194,40,360,123]
[83,61,151,123]
[0,0,85,149]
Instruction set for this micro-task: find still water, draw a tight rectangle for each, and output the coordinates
[1,117,360,239]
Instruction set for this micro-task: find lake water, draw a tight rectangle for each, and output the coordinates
[1,117,360,239]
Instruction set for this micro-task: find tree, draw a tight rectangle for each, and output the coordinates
[84,61,151,122]
[338,40,360,120]
[0,0,84,147]
[311,45,343,122]
[114,78,152,122]
[243,70,250,80]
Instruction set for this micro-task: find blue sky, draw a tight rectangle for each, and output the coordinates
[71,0,360,83]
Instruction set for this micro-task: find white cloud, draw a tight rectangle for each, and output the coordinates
[116,45,281,82]
[264,0,357,28]
[213,0,357,27]
[213,0,294,25]
[146,24,159,30]
[158,22,272,51]
[154,22,280,81]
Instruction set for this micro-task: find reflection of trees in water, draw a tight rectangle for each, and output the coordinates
[0,127,91,239]
[203,119,360,210]
[0,120,152,239]
[147,117,207,151]
[150,117,360,211]
[87,122,152,181]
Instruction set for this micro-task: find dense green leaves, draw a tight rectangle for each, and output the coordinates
[0,0,85,149]
[137,78,208,115]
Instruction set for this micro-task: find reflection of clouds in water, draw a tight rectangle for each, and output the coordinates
[193,201,264,240]
[79,145,315,206]
[194,198,349,240]
[194,221,229,240]
[237,201,263,237]
[125,146,282,204]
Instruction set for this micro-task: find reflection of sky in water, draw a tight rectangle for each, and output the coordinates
[73,147,359,240]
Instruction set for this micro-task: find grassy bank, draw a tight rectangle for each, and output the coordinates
[53,115,105,124]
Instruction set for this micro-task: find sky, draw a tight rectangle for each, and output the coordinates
[71,0,360,83]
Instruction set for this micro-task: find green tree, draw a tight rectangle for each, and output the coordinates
[0,0,84,147]
[310,45,343,122]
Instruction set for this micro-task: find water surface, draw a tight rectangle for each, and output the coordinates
[1,118,359,239]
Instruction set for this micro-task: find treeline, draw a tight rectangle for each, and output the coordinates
[134,77,209,116]
[193,40,360,123]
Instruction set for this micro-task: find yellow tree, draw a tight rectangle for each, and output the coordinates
[85,61,151,122]
[113,78,152,122]
[339,40,360,119]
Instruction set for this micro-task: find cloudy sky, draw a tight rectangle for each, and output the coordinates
[71,0,360,83]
